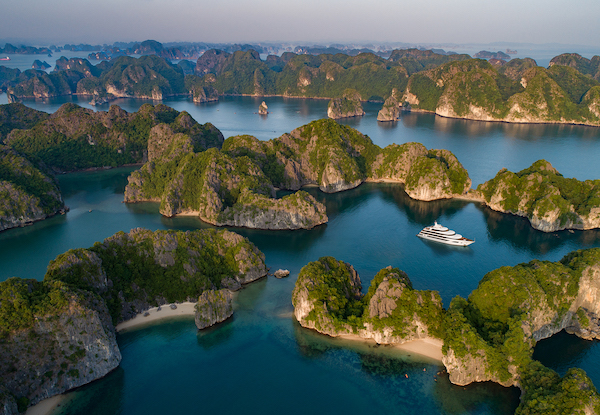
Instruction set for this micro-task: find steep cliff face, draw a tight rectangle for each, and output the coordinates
[477,160,600,232]
[195,289,234,329]
[45,228,267,324]
[292,257,362,337]
[0,145,65,232]
[358,266,444,344]
[371,142,471,200]
[125,121,329,230]
[377,89,400,122]
[403,58,600,126]
[327,89,365,119]
[1,227,268,412]
[223,119,378,194]
[218,190,327,230]
[0,279,121,410]
[443,248,600,389]
[292,259,444,344]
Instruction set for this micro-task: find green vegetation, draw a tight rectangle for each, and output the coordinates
[5,103,222,171]
[130,119,469,228]
[293,257,364,332]
[292,258,444,338]
[0,278,69,335]
[549,53,600,81]
[44,228,262,324]
[293,248,600,412]
[477,160,600,228]
[442,248,600,404]
[518,361,600,414]
[296,119,379,184]
[5,50,600,126]
[4,48,463,103]
[327,88,364,119]
[364,267,444,338]
[0,144,64,220]
[0,103,48,142]
[402,57,600,126]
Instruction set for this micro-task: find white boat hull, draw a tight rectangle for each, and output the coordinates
[417,221,474,246]
[417,232,474,246]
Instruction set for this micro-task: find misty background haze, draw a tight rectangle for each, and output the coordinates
[2,0,600,47]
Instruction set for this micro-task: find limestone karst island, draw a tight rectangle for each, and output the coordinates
[2,37,600,415]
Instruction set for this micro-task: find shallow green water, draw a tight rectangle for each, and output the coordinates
[1,96,600,414]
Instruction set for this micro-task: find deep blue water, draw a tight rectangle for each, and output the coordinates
[0,95,599,414]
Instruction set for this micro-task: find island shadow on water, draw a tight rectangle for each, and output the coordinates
[478,204,600,256]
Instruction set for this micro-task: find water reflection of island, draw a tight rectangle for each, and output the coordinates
[478,204,600,255]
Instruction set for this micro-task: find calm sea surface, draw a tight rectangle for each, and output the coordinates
[1,94,600,414]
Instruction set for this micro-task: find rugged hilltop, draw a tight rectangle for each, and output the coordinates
[1,49,465,104]
[403,58,600,126]
[0,103,48,142]
[123,119,470,229]
[327,89,364,119]
[0,228,267,413]
[5,49,600,125]
[124,122,328,230]
[0,144,65,232]
[292,249,600,414]
[4,102,223,172]
[292,257,444,344]
[475,160,600,232]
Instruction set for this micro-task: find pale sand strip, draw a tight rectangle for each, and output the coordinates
[338,333,443,361]
[115,302,196,332]
[25,395,65,415]
[394,338,444,361]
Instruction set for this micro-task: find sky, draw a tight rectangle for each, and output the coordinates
[2,0,600,47]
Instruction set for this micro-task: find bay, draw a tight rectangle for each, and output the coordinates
[1,95,600,414]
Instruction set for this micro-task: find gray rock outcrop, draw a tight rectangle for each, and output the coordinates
[377,89,400,122]
[258,101,268,115]
[327,89,365,119]
[0,286,121,410]
[476,160,600,232]
[195,289,234,329]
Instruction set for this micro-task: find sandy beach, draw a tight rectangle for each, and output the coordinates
[394,337,444,361]
[115,302,197,332]
[338,333,443,361]
[25,395,66,415]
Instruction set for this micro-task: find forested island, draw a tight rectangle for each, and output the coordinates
[474,160,600,232]
[2,48,600,126]
[2,100,600,233]
[0,228,267,413]
[123,118,470,229]
[292,251,600,414]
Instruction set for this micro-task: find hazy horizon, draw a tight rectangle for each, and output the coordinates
[2,0,600,48]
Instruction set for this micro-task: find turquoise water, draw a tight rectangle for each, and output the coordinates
[1,96,600,414]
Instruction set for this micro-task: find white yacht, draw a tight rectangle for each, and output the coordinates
[417,221,474,246]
